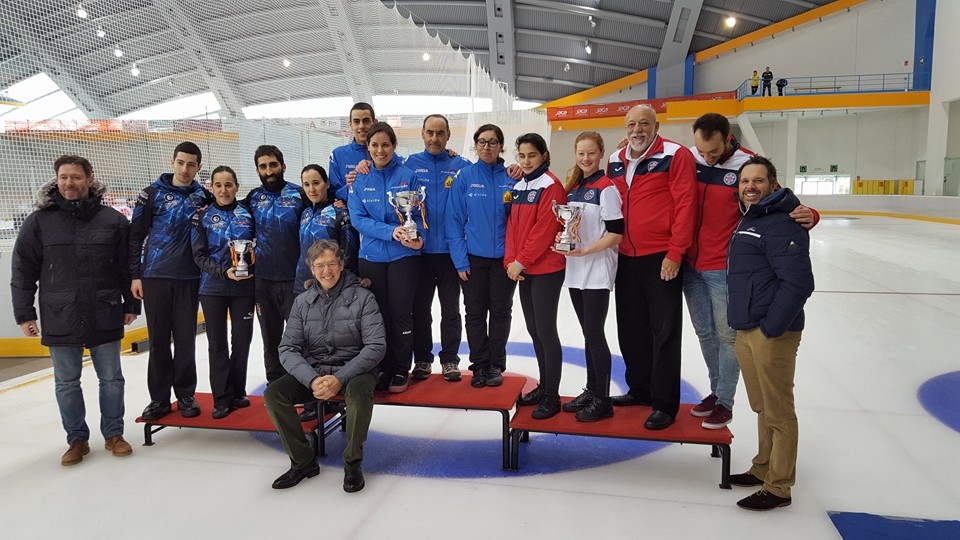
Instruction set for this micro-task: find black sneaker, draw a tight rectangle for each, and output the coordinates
[518,385,544,406]
[531,395,561,420]
[298,406,319,422]
[485,366,503,387]
[141,400,171,421]
[375,371,391,392]
[561,389,592,412]
[576,396,614,422]
[737,489,792,511]
[388,373,409,394]
[470,367,487,388]
[178,396,201,418]
[233,396,251,409]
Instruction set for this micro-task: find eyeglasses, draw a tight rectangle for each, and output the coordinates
[476,139,501,148]
[312,262,341,271]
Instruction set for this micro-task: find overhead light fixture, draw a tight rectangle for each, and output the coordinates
[725,16,737,28]
[422,52,430,61]
[589,15,596,28]
[96,25,106,38]
[564,63,571,72]
[130,63,140,77]
[283,58,291,67]
[76,3,88,19]
[584,41,592,55]
[113,47,123,58]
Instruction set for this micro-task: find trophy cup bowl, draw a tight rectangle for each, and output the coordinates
[552,203,582,252]
[392,188,425,241]
[231,239,255,277]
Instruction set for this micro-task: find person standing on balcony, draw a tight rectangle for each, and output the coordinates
[750,70,760,95]
[761,67,774,96]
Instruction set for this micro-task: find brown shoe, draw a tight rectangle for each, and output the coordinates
[104,435,133,457]
[61,440,90,466]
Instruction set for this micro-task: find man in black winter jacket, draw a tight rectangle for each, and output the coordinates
[11,155,141,466]
[726,155,814,511]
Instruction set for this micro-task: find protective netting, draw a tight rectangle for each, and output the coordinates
[0,0,549,249]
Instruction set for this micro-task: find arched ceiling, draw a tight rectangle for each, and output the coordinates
[0,0,835,119]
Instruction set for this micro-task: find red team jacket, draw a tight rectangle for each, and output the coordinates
[504,165,567,275]
[606,135,698,263]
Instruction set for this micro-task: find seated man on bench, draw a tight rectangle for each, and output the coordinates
[264,239,386,492]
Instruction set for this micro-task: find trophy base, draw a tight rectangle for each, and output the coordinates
[404,229,419,241]
[235,269,250,278]
[555,242,576,252]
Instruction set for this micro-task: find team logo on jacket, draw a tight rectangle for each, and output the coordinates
[723,172,737,186]
[445,176,453,188]
[503,191,513,203]
[212,215,222,223]
[646,160,659,171]
[584,189,595,201]
[526,191,537,203]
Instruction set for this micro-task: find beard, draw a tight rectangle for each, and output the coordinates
[259,170,285,188]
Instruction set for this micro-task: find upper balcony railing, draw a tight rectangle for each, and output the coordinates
[735,72,921,101]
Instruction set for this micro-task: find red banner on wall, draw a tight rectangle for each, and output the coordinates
[546,91,736,122]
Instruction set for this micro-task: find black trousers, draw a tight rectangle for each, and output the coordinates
[460,255,516,372]
[200,294,255,407]
[143,278,200,401]
[614,252,683,417]
[412,253,463,365]
[569,288,612,397]
[360,256,420,375]
[518,270,565,398]
[762,81,772,96]
[255,279,295,383]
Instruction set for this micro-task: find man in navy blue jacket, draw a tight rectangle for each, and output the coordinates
[243,145,308,383]
[131,142,212,421]
[726,155,814,511]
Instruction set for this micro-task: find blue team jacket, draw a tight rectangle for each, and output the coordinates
[129,174,211,280]
[445,160,515,272]
[404,150,471,254]
[190,201,256,297]
[243,181,307,282]
[348,160,422,263]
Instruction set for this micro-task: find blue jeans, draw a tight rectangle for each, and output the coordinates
[682,266,739,409]
[49,341,125,444]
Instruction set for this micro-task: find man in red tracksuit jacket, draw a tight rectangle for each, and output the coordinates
[606,104,697,430]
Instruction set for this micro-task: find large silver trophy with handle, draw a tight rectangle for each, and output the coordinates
[552,201,583,252]
[230,239,256,277]
[388,186,427,241]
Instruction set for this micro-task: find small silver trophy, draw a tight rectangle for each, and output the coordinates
[388,186,427,241]
[552,202,583,252]
[230,239,256,277]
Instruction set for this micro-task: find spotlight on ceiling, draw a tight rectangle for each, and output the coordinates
[113,47,123,58]
[589,15,596,28]
[725,16,737,28]
[564,63,571,72]
[76,3,88,19]
[422,52,430,61]
[130,64,140,77]
[96,25,105,38]
[584,41,592,55]
[283,58,291,67]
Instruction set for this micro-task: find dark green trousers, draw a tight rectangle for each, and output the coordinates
[264,372,376,471]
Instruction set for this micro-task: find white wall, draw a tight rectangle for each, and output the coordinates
[743,108,927,180]
[693,0,916,94]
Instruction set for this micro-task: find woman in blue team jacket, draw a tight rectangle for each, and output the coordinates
[190,166,255,419]
[348,122,423,394]
[445,124,517,389]
[295,164,360,294]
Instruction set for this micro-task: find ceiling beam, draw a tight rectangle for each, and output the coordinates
[152,0,246,119]
[319,0,376,104]
[515,1,666,29]
[517,52,636,73]
[0,12,116,118]
[657,0,703,98]
[518,28,660,54]
[701,5,772,26]
[517,75,593,89]
[781,0,817,8]
[484,0,517,104]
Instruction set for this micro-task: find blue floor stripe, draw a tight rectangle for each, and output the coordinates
[829,511,960,539]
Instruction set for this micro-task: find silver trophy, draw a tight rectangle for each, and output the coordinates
[230,239,256,277]
[552,202,583,252]
[388,186,427,240]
